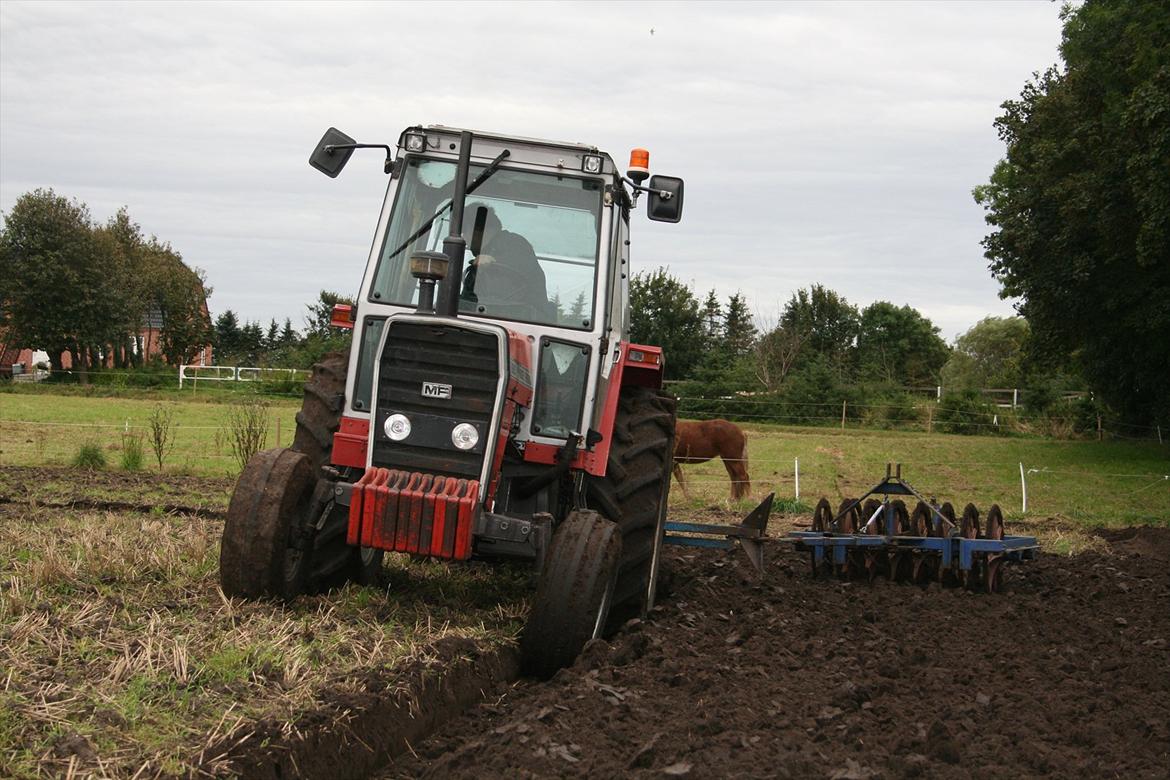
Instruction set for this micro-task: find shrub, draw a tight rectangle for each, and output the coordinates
[934,392,1000,435]
[147,405,177,471]
[72,441,107,470]
[226,397,269,471]
[120,430,146,471]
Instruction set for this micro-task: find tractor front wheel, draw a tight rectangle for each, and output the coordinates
[520,510,621,679]
[220,448,315,599]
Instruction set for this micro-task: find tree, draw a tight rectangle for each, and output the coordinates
[701,290,723,346]
[215,310,243,362]
[629,267,705,379]
[974,0,1170,423]
[304,290,355,339]
[0,189,127,375]
[779,284,859,375]
[264,319,280,351]
[145,245,213,366]
[855,301,950,386]
[941,316,1029,390]
[723,293,757,358]
[279,318,298,348]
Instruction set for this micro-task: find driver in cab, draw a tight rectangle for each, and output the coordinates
[460,202,549,313]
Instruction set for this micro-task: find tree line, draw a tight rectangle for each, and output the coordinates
[0,190,212,376]
[211,290,352,369]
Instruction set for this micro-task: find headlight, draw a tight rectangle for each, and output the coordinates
[404,132,426,152]
[384,413,411,441]
[451,423,479,451]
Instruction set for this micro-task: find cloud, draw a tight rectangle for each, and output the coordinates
[1,0,1061,340]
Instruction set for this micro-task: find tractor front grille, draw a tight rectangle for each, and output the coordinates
[371,320,500,479]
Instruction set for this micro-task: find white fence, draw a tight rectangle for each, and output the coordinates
[178,365,310,389]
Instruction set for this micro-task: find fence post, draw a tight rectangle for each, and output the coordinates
[1159,425,1164,445]
[794,457,800,501]
[1019,462,1027,513]
[840,401,847,430]
[926,404,933,434]
[1012,388,1018,409]
[1097,414,1103,441]
[936,385,941,402]
[276,417,281,448]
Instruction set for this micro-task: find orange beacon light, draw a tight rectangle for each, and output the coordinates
[627,148,650,183]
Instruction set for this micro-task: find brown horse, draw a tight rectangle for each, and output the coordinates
[672,419,751,500]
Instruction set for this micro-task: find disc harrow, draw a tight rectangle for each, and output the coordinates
[787,464,1038,592]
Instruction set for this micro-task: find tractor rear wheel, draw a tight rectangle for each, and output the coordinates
[290,351,383,590]
[521,509,621,678]
[586,386,677,631]
[220,448,314,599]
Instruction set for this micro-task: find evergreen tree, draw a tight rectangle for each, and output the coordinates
[723,293,757,358]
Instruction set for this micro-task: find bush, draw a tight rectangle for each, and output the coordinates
[72,441,107,470]
[934,392,1001,435]
[120,430,146,471]
[147,405,177,471]
[226,397,269,471]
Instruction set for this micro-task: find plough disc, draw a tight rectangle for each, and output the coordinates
[837,498,861,577]
[960,503,981,587]
[910,501,933,583]
[889,500,913,581]
[810,498,834,576]
[984,504,1006,593]
[860,498,882,580]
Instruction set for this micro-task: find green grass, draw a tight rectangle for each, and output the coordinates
[0,392,301,478]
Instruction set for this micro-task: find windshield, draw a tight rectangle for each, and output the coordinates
[369,157,604,329]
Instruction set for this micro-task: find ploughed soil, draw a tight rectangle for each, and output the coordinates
[384,527,1170,779]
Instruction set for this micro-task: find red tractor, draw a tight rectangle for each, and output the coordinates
[219,125,686,676]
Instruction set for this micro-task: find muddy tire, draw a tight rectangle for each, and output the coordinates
[220,448,314,599]
[521,509,621,679]
[586,386,676,630]
[290,351,383,589]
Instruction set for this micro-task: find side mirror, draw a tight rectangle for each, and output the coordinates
[647,175,684,223]
[309,127,357,178]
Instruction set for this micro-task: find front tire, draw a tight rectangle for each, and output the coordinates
[521,510,621,679]
[220,448,314,599]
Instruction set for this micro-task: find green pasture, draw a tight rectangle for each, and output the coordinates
[0,392,301,479]
[2,391,1166,525]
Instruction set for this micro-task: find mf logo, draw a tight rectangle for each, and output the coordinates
[421,382,452,399]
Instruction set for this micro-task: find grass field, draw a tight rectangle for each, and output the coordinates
[3,389,1167,525]
[0,391,302,478]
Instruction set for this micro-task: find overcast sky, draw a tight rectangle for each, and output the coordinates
[0,1,1065,341]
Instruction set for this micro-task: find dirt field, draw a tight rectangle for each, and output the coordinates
[385,527,1170,779]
